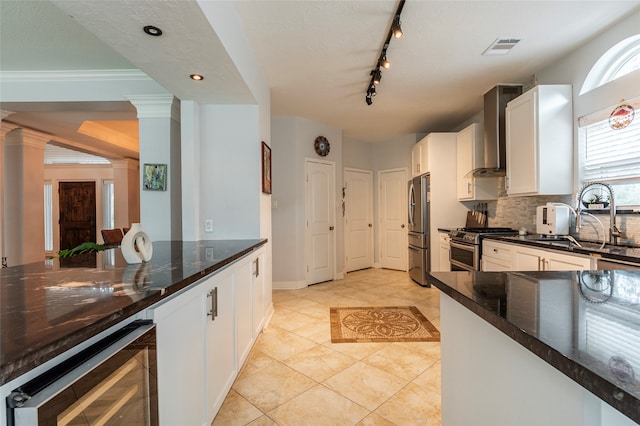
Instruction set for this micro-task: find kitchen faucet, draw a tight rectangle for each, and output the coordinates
[575,181,622,245]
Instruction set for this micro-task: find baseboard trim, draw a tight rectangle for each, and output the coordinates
[272,280,307,290]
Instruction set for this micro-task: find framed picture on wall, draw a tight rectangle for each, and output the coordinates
[261,142,272,194]
[143,163,167,191]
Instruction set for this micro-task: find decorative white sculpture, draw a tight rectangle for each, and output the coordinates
[120,223,153,264]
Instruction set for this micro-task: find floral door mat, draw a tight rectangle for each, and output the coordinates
[329,306,440,343]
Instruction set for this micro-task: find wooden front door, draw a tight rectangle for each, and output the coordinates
[59,182,96,249]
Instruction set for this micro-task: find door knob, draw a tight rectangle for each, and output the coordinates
[368,224,372,228]
[401,224,405,228]
[329,226,334,231]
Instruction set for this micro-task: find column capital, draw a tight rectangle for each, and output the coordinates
[1,110,15,121]
[127,95,180,121]
[4,127,51,149]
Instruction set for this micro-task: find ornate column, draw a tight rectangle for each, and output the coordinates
[2,127,49,266]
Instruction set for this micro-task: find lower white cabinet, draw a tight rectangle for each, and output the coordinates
[438,233,451,272]
[149,246,267,426]
[150,270,235,426]
[252,251,266,336]
[482,240,595,272]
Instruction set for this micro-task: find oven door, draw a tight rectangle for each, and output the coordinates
[449,240,479,271]
[8,320,158,426]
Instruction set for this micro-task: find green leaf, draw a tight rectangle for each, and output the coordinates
[58,242,107,258]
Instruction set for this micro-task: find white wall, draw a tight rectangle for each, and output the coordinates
[199,104,261,239]
[271,116,342,287]
[343,138,374,170]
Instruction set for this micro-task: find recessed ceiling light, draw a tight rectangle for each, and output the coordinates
[190,74,204,81]
[143,25,163,37]
[482,38,522,55]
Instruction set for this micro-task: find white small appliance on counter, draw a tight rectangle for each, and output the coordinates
[536,204,570,235]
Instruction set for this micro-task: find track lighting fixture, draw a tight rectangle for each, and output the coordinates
[364,0,406,106]
[380,53,391,69]
[372,68,382,85]
[392,15,403,39]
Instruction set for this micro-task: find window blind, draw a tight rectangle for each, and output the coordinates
[583,116,640,182]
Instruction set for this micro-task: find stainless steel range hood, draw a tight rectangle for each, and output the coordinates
[472,84,523,177]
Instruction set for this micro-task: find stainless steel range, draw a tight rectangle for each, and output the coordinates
[449,227,518,271]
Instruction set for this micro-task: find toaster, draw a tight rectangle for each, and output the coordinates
[536,204,570,235]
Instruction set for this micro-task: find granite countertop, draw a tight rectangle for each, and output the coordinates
[0,239,266,385]
[427,270,640,424]
[489,235,640,265]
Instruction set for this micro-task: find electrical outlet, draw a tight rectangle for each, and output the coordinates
[205,219,213,232]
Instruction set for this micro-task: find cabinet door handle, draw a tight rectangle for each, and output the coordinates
[213,287,218,319]
[207,288,216,320]
[254,257,260,277]
[467,182,471,194]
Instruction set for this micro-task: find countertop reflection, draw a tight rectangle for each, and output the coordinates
[0,239,266,385]
[427,270,640,424]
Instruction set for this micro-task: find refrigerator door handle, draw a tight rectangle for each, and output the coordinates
[408,183,415,227]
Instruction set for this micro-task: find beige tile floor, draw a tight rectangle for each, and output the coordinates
[213,268,441,426]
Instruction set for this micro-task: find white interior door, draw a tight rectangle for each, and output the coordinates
[305,159,336,285]
[378,168,408,271]
[344,168,373,272]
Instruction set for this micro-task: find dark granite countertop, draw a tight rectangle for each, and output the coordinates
[427,270,640,424]
[488,235,640,265]
[0,239,266,385]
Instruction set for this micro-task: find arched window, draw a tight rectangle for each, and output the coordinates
[579,35,640,208]
[580,35,640,94]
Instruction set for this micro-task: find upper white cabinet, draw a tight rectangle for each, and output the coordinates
[411,137,429,177]
[456,123,498,201]
[505,85,573,196]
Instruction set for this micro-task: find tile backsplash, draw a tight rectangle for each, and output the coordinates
[484,178,640,246]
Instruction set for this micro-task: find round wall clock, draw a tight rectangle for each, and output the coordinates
[314,136,330,157]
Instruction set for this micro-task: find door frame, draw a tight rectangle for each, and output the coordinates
[304,158,336,285]
[343,167,373,272]
[377,167,408,271]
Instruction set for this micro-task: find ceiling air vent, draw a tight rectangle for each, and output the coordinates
[482,38,522,55]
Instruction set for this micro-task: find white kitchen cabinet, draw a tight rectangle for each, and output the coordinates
[151,270,235,426]
[505,85,573,196]
[482,239,595,272]
[513,245,594,271]
[204,268,236,423]
[419,133,468,271]
[252,250,266,336]
[438,232,451,272]
[411,138,429,177]
[481,240,512,271]
[149,246,268,425]
[456,123,498,201]
[235,255,254,368]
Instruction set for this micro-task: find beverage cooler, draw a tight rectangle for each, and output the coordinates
[7,320,158,426]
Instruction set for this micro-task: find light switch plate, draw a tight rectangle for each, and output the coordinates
[205,219,213,232]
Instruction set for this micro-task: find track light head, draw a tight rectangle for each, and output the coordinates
[381,55,391,69]
[366,95,373,106]
[369,84,377,97]
[392,16,403,39]
[371,68,382,85]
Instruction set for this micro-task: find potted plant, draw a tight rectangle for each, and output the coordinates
[582,194,610,209]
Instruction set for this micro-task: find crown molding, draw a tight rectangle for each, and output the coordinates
[0,69,151,83]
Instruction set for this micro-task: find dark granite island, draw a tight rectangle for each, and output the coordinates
[0,239,266,421]
[427,270,640,426]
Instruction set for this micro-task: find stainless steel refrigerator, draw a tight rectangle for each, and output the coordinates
[408,173,430,286]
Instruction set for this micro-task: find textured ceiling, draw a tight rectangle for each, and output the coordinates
[1,0,640,155]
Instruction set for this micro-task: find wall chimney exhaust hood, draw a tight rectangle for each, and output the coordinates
[472,84,523,177]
